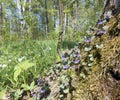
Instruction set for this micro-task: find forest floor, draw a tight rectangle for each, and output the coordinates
[21,13,120,100]
[1,13,120,100]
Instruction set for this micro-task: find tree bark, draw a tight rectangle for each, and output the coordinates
[63,0,69,36]
[73,0,77,32]
[70,0,77,39]
[0,3,2,34]
[45,0,49,36]
[57,0,64,56]
[53,0,56,28]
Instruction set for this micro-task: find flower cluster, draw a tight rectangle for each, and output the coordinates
[84,36,91,43]
[58,74,73,99]
[31,78,50,100]
[61,47,81,71]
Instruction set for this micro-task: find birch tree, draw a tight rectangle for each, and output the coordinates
[0,3,2,33]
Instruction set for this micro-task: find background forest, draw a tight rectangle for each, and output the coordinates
[0,0,104,40]
[0,0,107,99]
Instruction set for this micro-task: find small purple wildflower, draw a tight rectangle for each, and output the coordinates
[32,93,37,98]
[77,54,81,58]
[37,79,42,86]
[84,36,91,43]
[61,55,65,58]
[71,53,76,58]
[97,20,103,25]
[84,39,91,43]
[61,55,68,63]
[71,66,76,70]
[62,57,67,61]
[63,65,69,69]
[74,59,80,64]
[97,30,106,35]
[40,89,46,99]
[40,89,45,94]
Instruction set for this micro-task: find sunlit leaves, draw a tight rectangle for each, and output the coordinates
[103,25,109,30]
[14,60,35,81]
[0,89,6,99]
[84,46,91,51]
[96,44,104,49]
[63,88,69,94]
[80,72,86,79]
[14,60,35,71]
[21,81,36,91]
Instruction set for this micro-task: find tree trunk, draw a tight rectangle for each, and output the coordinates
[0,3,2,34]
[63,0,69,36]
[45,0,49,36]
[70,0,77,39]
[57,0,64,56]
[53,0,56,28]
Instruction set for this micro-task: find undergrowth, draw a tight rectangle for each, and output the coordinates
[0,39,57,99]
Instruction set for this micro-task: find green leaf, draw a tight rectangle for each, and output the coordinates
[61,75,66,80]
[82,62,87,65]
[59,94,64,98]
[88,63,93,66]
[63,9,70,13]
[14,60,35,81]
[21,81,36,91]
[14,60,35,71]
[0,89,6,99]
[21,84,29,91]
[14,68,21,81]
[84,47,91,51]
[96,44,103,49]
[29,81,36,90]
[15,89,23,98]
[88,54,93,57]
[59,84,65,89]
[63,88,69,94]
[90,57,94,61]
[103,25,109,30]
[80,73,86,79]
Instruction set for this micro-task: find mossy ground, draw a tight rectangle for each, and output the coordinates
[72,14,120,100]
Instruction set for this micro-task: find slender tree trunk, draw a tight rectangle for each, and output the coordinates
[57,0,64,56]
[0,3,2,34]
[53,0,56,28]
[65,0,69,33]
[70,0,77,39]
[63,0,69,36]
[59,0,64,32]
[63,13,67,35]
[45,0,49,36]
[20,0,23,36]
[73,0,77,31]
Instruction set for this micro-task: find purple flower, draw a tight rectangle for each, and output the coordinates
[61,55,66,60]
[37,79,42,86]
[97,30,106,35]
[77,54,81,58]
[32,93,37,98]
[62,57,66,61]
[74,59,80,64]
[97,20,103,25]
[63,65,69,69]
[84,36,91,43]
[71,53,76,58]
[84,39,91,43]
[40,89,46,99]
[40,89,45,94]
[61,55,68,62]
[71,66,76,70]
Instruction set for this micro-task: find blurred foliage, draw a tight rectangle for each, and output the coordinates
[0,0,104,41]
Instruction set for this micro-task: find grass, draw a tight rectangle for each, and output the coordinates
[0,39,58,91]
[0,38,79,99]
